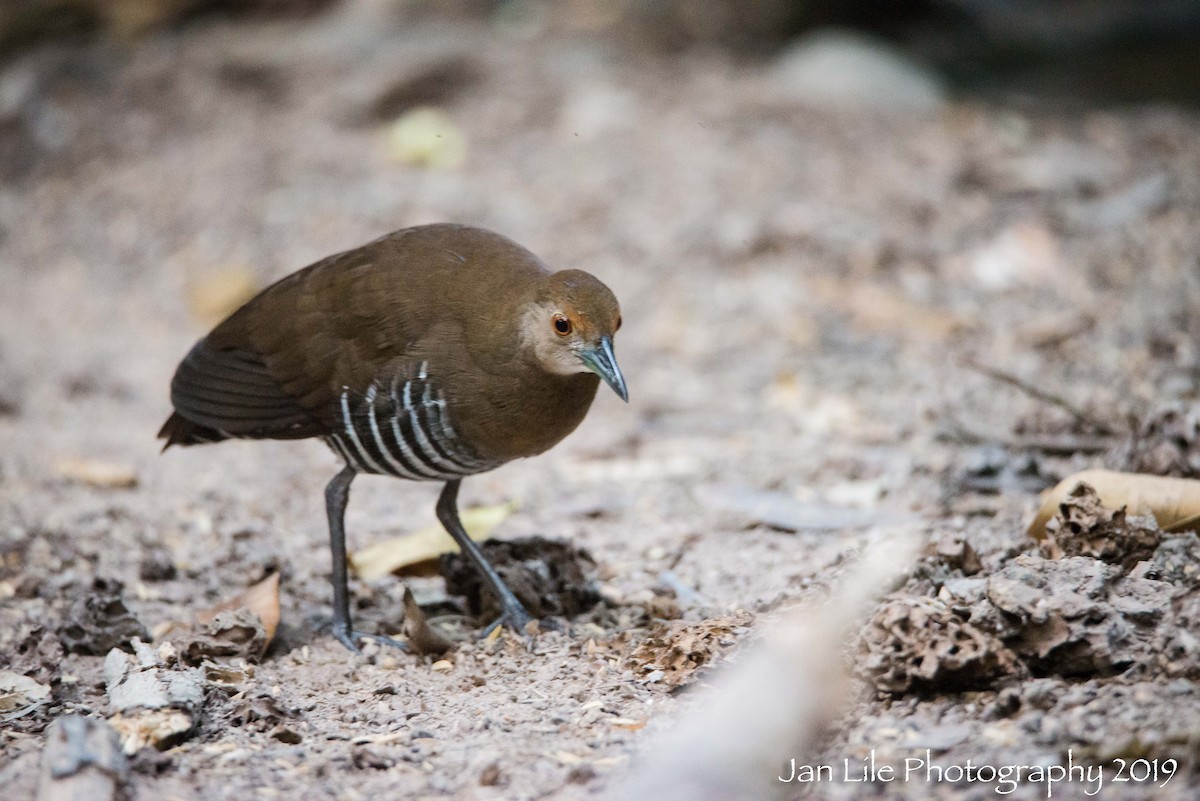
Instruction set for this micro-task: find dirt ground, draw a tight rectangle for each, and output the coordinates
[3,8,1200,801]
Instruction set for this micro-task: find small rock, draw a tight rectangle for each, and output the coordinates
[771,28,946,113]
[478,761,503,786]
[137,552,177,582]
[1149,534,1200,585]
[104,641,203,712]
[270,726,302,745]
[566,764,597,784]
[963,220,1060,293]
[38,716,128,801]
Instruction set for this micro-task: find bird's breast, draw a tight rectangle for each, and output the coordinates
[454,369,601,461]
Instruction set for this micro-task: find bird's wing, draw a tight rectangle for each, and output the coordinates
[166,241,433,441]
[166,339,326,440]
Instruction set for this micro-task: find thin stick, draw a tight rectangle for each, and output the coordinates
[961,358,1119,436]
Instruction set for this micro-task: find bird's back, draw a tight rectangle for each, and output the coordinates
[159,224,550,450]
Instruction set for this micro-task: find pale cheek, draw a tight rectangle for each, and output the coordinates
[552,351,589,375]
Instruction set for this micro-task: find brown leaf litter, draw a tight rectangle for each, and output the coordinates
[627,611,754,688]
[440,536,601,622]
[181,608,268,665]
[182,572,281,663]
[857,597,1020,694]
[860,485,1200,694]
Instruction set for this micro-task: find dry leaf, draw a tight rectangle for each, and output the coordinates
[628,611,754,688]
[56,458,138,489]
[350,503,515,581]
[402,587,454,656]
[187,266,260,325]
[0,670,50,711]
[1028,470,1200,538]
[197,572,280,646]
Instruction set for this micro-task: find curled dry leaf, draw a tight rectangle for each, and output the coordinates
[1039,482,1161,569]
[196,572,280,645]
[1029,470,1200,538]
[350,503,514,582]
[59,578,150,656]
[182,609,267,665]
[55,458,138,489]
[402,587,454,656]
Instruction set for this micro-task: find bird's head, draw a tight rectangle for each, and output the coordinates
[520,269,628,402]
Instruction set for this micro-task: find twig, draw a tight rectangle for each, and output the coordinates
[961,358,1120,436]
[938,414,1113,455]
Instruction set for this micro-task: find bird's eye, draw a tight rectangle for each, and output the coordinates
[553,315,572,336]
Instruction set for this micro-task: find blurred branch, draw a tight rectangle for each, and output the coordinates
[609,535,918,801]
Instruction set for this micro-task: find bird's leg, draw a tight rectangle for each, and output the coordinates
[436,479,533,633]
[325,466,407,653]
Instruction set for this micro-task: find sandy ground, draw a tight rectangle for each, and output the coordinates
[3,10,1200,801]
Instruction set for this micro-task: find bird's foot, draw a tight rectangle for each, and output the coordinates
[332,625,409,654]
[481,602,535,638]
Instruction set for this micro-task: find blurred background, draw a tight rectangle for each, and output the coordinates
[4,2,1200,799]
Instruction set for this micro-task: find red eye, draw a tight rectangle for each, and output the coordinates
[553,315,572,335]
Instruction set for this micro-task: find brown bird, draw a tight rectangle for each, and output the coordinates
[159,224,627,652]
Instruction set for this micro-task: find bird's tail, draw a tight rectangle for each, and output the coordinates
[157,412,230,451]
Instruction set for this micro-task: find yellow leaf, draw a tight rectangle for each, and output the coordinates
[385,107,467,169]
[350,503,516,581]
[56,457,138,489]
[1028,469,1200,539]
[197,572,281,649]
